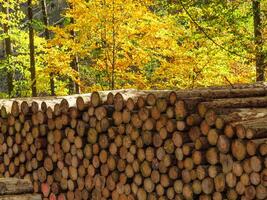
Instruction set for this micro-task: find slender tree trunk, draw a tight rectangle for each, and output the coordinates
[69,43,80,94]
[252,0,265,81]
[102,0,112,89]
[27,0,37,97]
[67,3,80,94]
[41,0,55,96]
[2,4,13,97]
[111,0,116,90]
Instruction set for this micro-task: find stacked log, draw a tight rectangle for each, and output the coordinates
[0,178,42,200]
[0,86,267,200]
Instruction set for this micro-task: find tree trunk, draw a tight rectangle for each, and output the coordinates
[70,53,80,94]
[252,0,265,81]
[2,4,13,96]
[41,0,55,96]
[68,3,80,94]
[27,0,37,97]
[111,0,116,90]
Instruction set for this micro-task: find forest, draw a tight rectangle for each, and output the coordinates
[0,0,266,97]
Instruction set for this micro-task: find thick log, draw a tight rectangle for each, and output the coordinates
[0,178,33,195]
[200,96,267,109]
[217,108,267,121]
[0,194,42,200]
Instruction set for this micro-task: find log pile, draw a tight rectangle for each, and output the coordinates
[0,84,266,200]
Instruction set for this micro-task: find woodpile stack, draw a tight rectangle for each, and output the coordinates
[0,83,266,200]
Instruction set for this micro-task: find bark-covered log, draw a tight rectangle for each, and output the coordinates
[0,178,33,195]
[200,96,267,109]
[0,194,41,200]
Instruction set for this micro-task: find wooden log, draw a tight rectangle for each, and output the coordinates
[231,139,247,161]
[236,181,246,195]
[243,158,253,174]
[259,142,267,156]
[220,153,233,173]
[256,184,267,199]
[201,177,214,194]
[250,171,261,185]
[226,189,238,200]
[182,184,193,200]
[208,165,220,178]
[226,172,237,188]
[0,194,42,200]
[175,100,187,120]
[260,168,267,187]
[217,135,230,153]
[192,179,202,195]
[244,185,256,199]
[205,148,218,165]
[250,156,262,172]
[235,124,246,139]
[214,173,225,192]
[174,84,267,99]
[246,140,257,156]
[197,103,207,118]
[192,150,204,165]
[0,178,33,195]
[188,126,201,142]
[200,96,267,109]
[232,162,243,177]
[207,129,219,146]
[205,109,217,126]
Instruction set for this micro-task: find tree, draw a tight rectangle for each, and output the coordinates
[69,2,80,94]
[1,2,13,96]
[152,0,259,87]
[47,0,193,90]
[252,0,265,81]
[27,0,37,96]
[41,0,55,95]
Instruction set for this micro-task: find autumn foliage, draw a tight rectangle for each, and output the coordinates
[0,0,266,96]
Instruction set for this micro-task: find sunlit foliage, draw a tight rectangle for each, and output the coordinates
[0,0,266,96]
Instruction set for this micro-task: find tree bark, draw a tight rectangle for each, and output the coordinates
[41,0,55,96]
[27,0,37,97]
[2,4,13,96]
[111,0,116,90]
[252,0,265,81]
[68,3,80,94]
[70,54,80,94]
